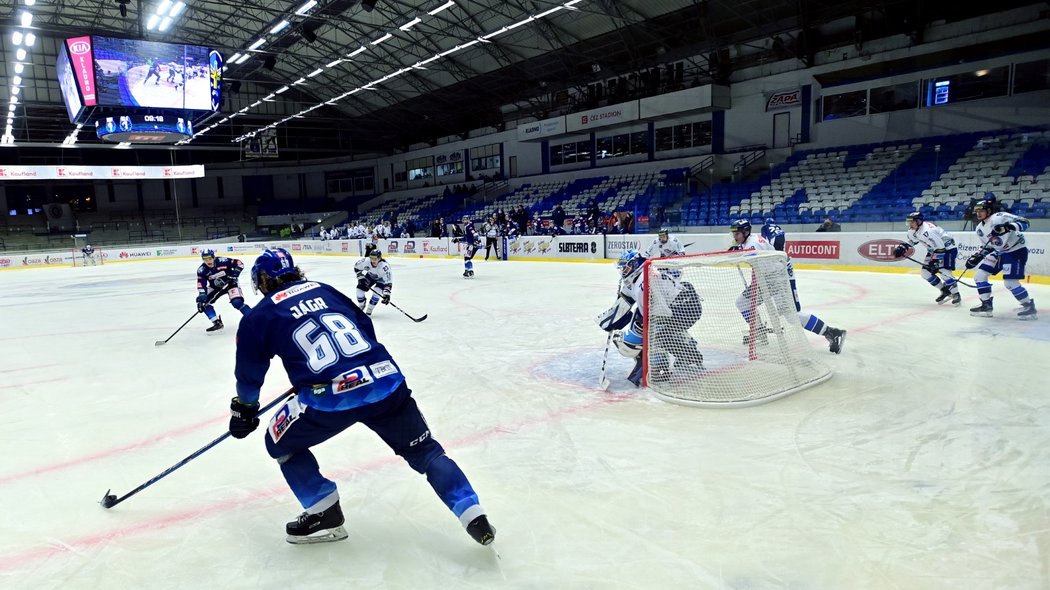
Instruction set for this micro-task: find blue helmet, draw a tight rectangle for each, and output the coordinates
[617,248,646,279]
[730,219,752,234]
[251,248,297,292]
[200,248,216,259]
[764,218,776,226]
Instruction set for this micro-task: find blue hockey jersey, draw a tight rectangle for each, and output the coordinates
[234,280,405,411]
[197,257,244,294]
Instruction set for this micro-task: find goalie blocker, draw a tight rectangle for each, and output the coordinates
[640,250,831,408]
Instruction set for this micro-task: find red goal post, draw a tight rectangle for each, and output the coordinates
[642,250,831,407]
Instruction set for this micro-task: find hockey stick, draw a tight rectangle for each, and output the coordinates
[154,286,232,346]
[598,330,613,391]
[370,288,427,322]
[99,388,295,510]
[900,254,978,288]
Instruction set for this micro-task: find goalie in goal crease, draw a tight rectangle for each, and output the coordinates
[596,221,846,388]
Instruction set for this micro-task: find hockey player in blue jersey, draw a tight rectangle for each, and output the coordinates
[196,249,251,334]
[229,248,495,546]
[454,215,480,278]
[760,218,786,252]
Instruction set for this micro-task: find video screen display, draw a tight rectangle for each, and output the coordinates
[92,37,220,111]
[55,43,83,123]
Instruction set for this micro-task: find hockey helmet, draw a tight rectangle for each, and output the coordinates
[368,248,382,263]
[764,218,776,226]
[905,211,924,226]
[972,199,994,217]
[200,248,216,260]
[729,219,752,234]
[617,249,646,280]
[252,248,297,293]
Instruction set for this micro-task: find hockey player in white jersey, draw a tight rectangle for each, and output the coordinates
[645,229,685,259]
[596,249,704,386]
[729,219,846,353]
[893,211,961,306]
[964,200,1036,319]
[353,248,393,316]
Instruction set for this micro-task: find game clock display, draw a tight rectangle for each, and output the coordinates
[95,114,193,143]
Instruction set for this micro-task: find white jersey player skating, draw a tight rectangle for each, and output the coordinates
[354,249,393,316]
[894,212,961,306]
[596,249,704,386]
[964,200,1036,319]
[728,219,845,353]
[645,229,684,259]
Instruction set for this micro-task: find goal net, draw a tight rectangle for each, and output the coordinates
[71,235,104,267]
[642,250,830,407]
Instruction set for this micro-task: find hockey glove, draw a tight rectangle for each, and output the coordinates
[965,250,988,270]
[196,293,208,313]
[892,244,908,258]
[991,223,1015,236]
[229,397,260,439]
[356,278,370,293]
[925,257,940,274]
[381,292,391,305]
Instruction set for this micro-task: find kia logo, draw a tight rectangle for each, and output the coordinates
[858,239,907,262]
[69,41,90,54]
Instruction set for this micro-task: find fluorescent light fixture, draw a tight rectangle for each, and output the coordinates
[233,53,251,64]
[24,33,35,47]
[326,58,344,67]
[535,6,563,18]
[11,87,19,95]
[12,76,21,86]
[14,64,23,74]
[159,17,173,31]
[24,0,36,5]
[400,17,422,31]
[251,101,261,107]
[307,68,323,77]
[229,52,242,63]
[270,20,290,34]
[275,85,289,94]
[157,0,171,15]
[347,46,367,58]
[371,33,393,45]
[460,39,481,49]
[9,95,17,104]
[481,28,507,40]
[418,55,441,67]
[146,14,161,29]
[248,38,266,51]
[438,45,461,58]
[16,48,26,61]
[12,31,23,46]
[76,123,84,129]
[295,0,317,15]
[219,118,229,123]
[564,0,584,7]
[169,1,186,17]
[292,77,306,85]
[263,93,276,100]
[21,11,32,27]
[506,16,534,30]
[238,107,249,113]
[428,1,455,15]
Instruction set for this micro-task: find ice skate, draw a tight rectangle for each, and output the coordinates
[935,286,953,305]
[463,269,471,278]
[286,502,349,545]
[970,298,993,318]
[742,323,771,346]
[364,303,375,316]
[1017,300,1037,321]
[951,292,961,307]
[465,514,496,546]
[206,317,224,334]
[824,327,846,354]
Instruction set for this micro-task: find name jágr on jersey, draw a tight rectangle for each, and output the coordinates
[290,297,329,319]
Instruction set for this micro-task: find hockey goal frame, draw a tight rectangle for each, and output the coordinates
[641,250,831,408]
[71,234,104,267]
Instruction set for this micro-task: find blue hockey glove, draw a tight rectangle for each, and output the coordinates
[229,398,260,439]
[196,293,208,313]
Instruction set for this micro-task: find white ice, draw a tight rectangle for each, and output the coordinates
[1,255,1048,589]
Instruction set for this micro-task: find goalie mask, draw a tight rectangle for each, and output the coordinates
[617,249,646,280]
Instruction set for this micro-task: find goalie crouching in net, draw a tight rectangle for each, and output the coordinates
[596,249,704,387]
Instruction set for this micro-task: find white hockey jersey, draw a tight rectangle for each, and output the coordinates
[905,221,956,252]
[354,257,393,288]
[975,212,1029,254]
[645,235,684,259]
[731,233,794,278]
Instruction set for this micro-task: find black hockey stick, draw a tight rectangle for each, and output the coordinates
[370,288,427,322]
[155,285,232,346]
[900,254,978,288]
[99,388,295,510]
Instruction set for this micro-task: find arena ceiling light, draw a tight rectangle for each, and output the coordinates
[347,46,367,58]
[11,31,23,46]
[248,38,267,51]
[428,1,455,16]
[20,11,32,27]
[159,17,173,31]
[326,58,344,67]
[371,33,393,46]
[14,63,23,74]
[23,33,35,47]
[399,17,422,31]
[295,0,317,16]
[307,68,323,78]
[15,48,26,61]
[270,20,290,34]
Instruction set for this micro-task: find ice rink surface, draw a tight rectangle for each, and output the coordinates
[1,254,1048,589]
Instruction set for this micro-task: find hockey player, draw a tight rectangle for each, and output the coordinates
[729,219,846,353]
[964,200,1037,319]
[454,215,480,278]
[353,248,392,316]
[892,212,961,306]
[596,249,704,386]
[760,218,786,252]
[81,244,98,266]
[143,58,161,85]
[230,248,495,546]
[196,249,251,334]
[645,229,685,259]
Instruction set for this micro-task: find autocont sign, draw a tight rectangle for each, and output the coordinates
[786,240,840,259]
